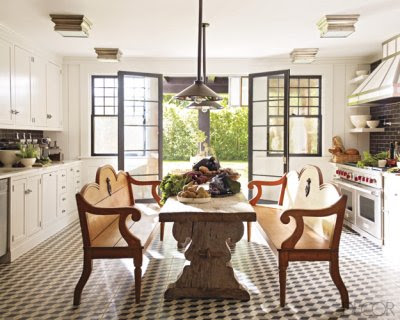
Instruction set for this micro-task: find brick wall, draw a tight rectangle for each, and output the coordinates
[0,129,43,141]
[370,103,400,154]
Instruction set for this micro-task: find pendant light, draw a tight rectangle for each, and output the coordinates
[174,0,222,103]
[187,23,223,112]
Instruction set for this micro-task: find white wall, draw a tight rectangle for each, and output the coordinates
[53,56,372,184]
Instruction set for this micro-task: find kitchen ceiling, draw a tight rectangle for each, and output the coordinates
[1,0,400,59]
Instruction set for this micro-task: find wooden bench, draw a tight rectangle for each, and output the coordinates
[248,165,349,308]
[74,165,161,305]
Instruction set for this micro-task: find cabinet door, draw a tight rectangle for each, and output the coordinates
[11,179,26,245]
[30,56,47,127]
[46,62,61,128]
[25,175,42,237]
[14,46,31,126]
[42,172,57,226]
[0,37,13,125]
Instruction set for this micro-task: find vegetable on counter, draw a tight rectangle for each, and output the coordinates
[357,151,388,168]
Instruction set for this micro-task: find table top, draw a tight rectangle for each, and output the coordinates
[159,192,256,222]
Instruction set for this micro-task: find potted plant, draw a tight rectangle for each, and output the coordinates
[17,144,38,168]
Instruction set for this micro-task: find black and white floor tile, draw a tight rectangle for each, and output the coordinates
[1,221,400,320]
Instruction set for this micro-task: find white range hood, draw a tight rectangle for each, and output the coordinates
[348,34,400,106]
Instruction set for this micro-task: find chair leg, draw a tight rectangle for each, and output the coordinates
[247,222,251,242]
[134,265,142,304]
[160,222,165,241]
[73,253,92,306]
[278,253,288,307]
[330,254,349,309]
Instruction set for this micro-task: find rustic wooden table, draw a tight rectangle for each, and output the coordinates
[159,192,256,301]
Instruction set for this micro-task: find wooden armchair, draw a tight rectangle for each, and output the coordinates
[248,165,349,308]
[74,165,161,305]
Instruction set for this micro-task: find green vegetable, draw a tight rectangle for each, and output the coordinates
[356,151,388,168]
[160,174,190,204]
[223,176,241,194]
[16,144,38,159]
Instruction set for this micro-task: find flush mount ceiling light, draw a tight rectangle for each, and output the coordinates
[317,15,359,38]
[290,48,319,64]
[174,0,222,103]
[50,14,92,38]
[187,23,223,112]
[94,48,122,62]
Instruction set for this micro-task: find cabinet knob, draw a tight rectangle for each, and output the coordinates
[25,189,32,194]
[47,114,52,119]
[394,193,398,197]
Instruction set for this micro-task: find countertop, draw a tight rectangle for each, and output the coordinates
[0,160,82,179]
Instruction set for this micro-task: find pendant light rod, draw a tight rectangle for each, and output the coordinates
[197,0,203,82]
[202,22,209,84]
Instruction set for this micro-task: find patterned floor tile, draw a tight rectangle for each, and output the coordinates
[0,221,400,319]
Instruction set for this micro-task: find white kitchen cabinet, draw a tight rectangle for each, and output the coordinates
[9,162,82,261]
[46,62,62,128]
[11,178,26,245]
[14,46,31,127]
[384,174,400,247]
[25,175,42,237]
[42,172,57,226]
[30,56,47,127]
[0,37,13,125]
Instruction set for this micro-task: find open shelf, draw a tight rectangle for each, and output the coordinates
[349,128,385,133]
[349,75,368,85]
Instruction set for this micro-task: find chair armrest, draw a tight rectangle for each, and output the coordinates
[279,195,347,249]
[248,174,287,206]
[76,193,143,249]
[127,175,162,206]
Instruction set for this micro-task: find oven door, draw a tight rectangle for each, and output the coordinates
[335,180,356,225]
[355,188,382,239]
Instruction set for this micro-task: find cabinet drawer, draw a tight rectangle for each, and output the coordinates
[58,169,67,194]
[58,195,68,216]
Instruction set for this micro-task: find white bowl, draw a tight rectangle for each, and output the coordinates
[20,158,36,168]
[356,70,369,76]
[350,115,371,128]
[366,120,380,128]
[0,150,19,167]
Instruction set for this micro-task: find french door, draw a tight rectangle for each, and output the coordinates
[117,71,163,200]
[248,70,290,201]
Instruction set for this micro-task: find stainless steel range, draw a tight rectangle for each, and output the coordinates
[333,163,384,244]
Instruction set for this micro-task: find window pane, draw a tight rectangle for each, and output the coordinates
[289,117,319,154]
[93,117,118,154]
[269,126,283,152]
[94,78,104,87]
[310,78,320,87]
[92,76,119,155]
[290,78,298,87]
[290,107,298,115]
[299,78,309,87]
[310,88,319,96]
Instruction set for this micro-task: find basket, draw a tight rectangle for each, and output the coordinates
[331,154,361,164]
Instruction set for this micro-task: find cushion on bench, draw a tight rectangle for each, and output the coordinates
[282,166,338,242]
[254,204,330,250]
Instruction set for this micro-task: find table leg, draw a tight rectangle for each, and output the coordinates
[165,221,250,301]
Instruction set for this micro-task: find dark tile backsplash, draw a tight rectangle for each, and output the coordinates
[370,102,400,154]
[0,129,43,141]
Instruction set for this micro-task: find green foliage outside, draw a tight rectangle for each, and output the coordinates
[163,94,248,161]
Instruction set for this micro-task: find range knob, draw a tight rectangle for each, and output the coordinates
[362,177,366,182]
[366,178,370,183]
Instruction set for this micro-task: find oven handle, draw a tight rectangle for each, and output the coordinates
[334,179,381,197]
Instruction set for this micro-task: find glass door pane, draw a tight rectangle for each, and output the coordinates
[118,71,162,200]
[249,70,289,201]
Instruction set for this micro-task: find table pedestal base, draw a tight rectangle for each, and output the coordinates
[165,221,250,301]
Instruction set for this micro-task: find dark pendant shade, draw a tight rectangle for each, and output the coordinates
[187,99,223,110]
[175,80,222,102]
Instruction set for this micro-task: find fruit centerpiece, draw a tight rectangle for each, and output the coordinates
[160,157,241,204]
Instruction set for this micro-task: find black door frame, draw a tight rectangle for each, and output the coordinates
[248,69,290,190]
[117,71,163,181]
